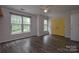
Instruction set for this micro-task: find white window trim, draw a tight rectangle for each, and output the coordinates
[11,14,31,34]
[44,19,48,32]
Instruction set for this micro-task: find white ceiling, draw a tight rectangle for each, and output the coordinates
[3,5,79,17]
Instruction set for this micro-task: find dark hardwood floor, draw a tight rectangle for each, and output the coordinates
[0,35,79,53]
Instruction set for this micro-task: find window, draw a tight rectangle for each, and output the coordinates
[11,14,31,34]
[23,17,31,32]
[44,19,48,31]
[11,15,22,34]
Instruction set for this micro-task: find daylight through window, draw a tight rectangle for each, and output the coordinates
[44,19,48,31]
[11,14,31,34]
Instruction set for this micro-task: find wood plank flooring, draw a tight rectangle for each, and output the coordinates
[0,35,79,53]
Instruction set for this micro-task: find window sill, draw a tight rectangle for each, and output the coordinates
[11,32,31,35]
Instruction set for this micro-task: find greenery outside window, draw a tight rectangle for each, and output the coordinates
[11,14,31,34]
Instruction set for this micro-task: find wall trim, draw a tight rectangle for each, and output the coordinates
[0,35,37,44]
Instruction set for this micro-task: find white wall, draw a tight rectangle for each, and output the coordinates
[64,12,71,38]
[0,8,38,43]
[71,13,79,41]
[64,10,79,39]
[0,8,11,42]
[0,7,73,43]
[0,8,49,43]
[70,9,79,41]
[64,9,79,40]
[37,15,49,36]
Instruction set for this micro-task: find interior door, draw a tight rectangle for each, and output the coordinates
[71,14,79,41]
[51,18,64,36]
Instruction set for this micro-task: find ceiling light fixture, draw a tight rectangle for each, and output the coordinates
[44,9,48,13]
[40,5,49,13]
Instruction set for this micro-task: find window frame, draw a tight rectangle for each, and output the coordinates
[10,13,31,34]
[22,16,31,32]
[44,19,48,31]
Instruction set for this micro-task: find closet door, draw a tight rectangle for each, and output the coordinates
[71,14,79,41]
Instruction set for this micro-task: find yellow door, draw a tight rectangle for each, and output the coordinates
[51,18,64,36]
